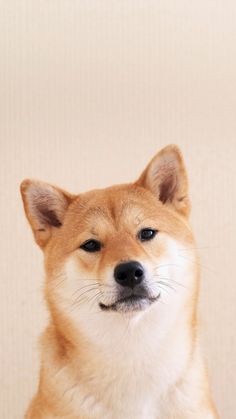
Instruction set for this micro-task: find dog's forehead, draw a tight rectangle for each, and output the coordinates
[69,184,159,231]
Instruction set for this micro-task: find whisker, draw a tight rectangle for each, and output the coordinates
[153,275,186,288]
[50,277,67,290]
[154,264,182,270]
[69,290,102,314]
[71,282,100,297]
[71,287,99,308]
[155,284,171,295]
[87,291,102,306]
[178,254,216,273]
[156,281,177,292]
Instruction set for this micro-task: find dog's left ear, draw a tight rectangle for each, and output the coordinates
[135,145,190,217]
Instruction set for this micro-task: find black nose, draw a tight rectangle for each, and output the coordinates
[114,261,145,288]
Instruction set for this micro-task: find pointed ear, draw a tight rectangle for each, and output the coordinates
[20,179,74,248]
[135,145,190,217]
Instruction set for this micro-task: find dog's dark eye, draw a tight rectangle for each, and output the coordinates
[138,228,157,242]
[80,239,101,253]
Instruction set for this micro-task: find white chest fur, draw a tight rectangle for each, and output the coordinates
[57,308,192,419]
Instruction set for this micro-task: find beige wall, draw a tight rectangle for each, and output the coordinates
[1,1,236,418]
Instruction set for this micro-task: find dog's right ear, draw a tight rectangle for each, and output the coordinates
[20,179,74,248]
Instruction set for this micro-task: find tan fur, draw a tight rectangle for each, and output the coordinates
[21,145,219,418]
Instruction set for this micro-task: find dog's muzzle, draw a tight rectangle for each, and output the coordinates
[99,260,160,312]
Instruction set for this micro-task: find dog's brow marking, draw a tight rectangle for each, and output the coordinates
[82,207,111,230]
[134,216,141,226]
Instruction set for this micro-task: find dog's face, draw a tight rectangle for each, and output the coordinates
[21,145,197,343]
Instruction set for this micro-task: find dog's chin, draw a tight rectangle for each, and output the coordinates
[99,294,160,313]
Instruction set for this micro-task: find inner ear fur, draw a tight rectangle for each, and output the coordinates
[20,179,75,248]
[135,145,191,217]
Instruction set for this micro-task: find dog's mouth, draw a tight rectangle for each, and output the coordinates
[99,293,160,313]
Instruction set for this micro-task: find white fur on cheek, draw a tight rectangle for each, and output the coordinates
[151,233,195,304]
[53,255,101,313]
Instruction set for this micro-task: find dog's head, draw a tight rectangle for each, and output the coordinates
[21,145,197,343]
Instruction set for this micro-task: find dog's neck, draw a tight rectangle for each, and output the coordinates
[44,299,196,379]
[38,307,196,418]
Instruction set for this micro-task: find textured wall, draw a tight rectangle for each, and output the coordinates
[1,1,235,418]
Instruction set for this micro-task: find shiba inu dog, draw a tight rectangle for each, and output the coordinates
[21,145,219,419]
